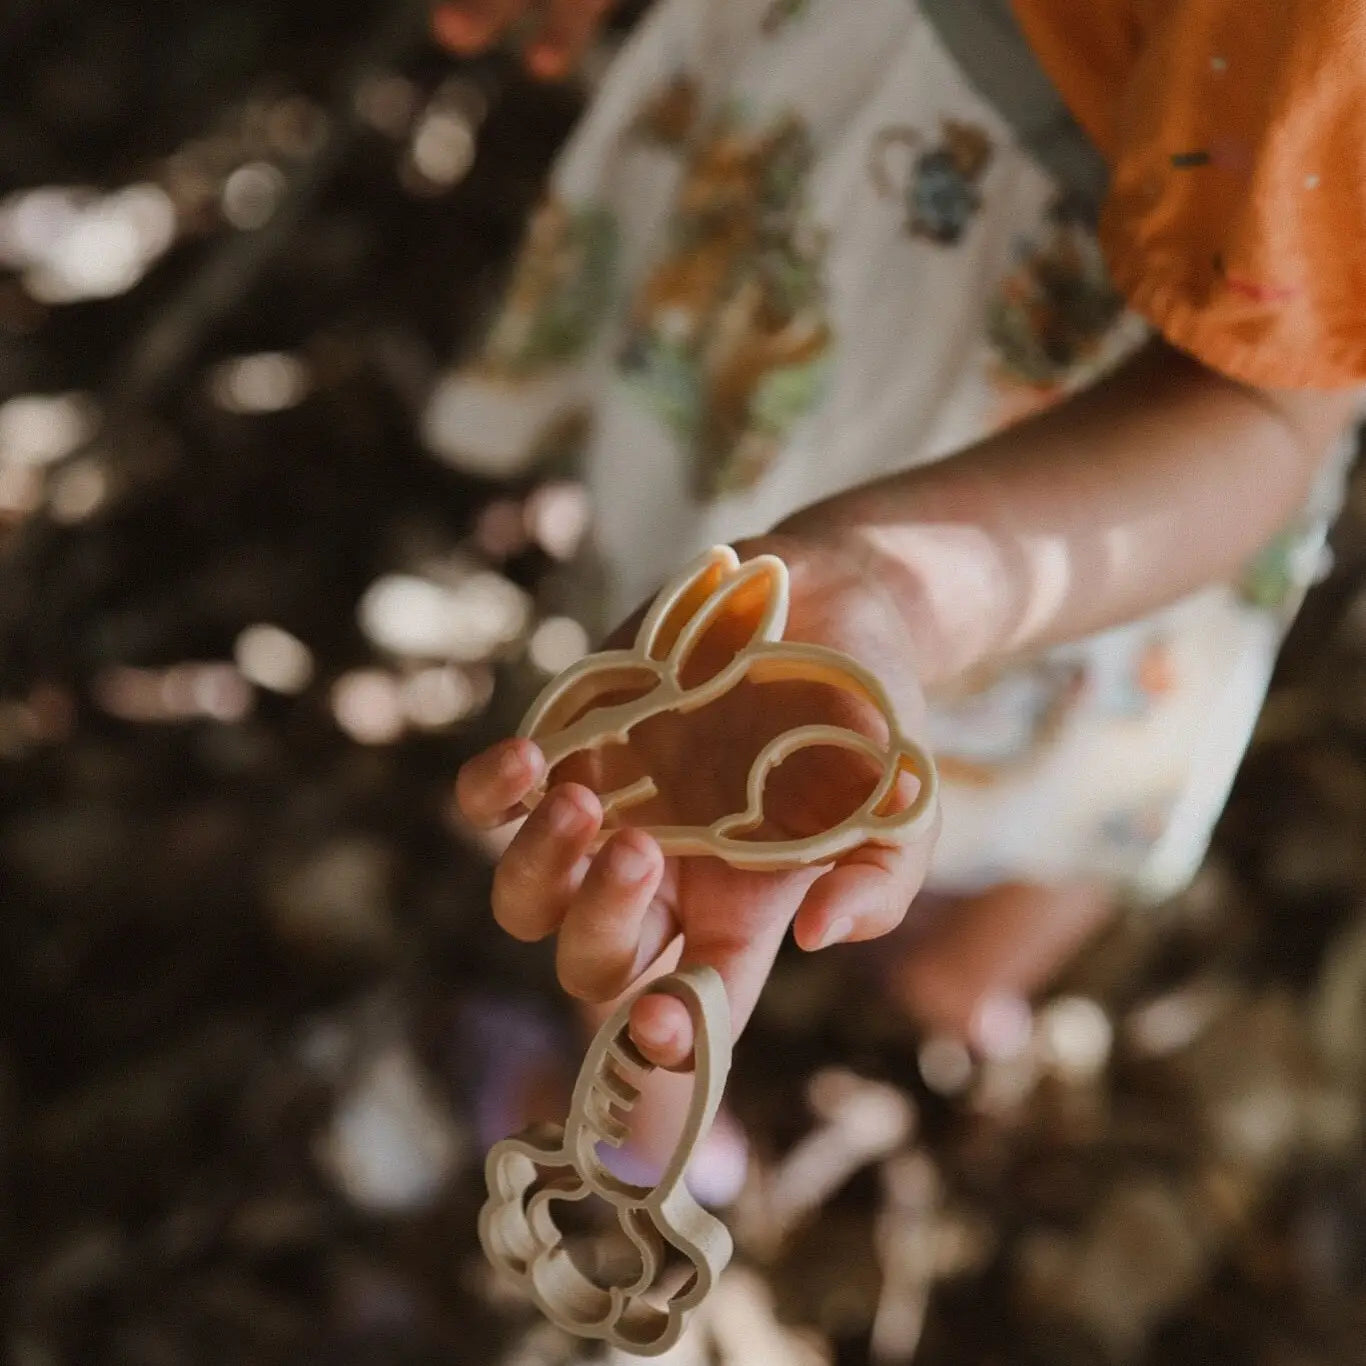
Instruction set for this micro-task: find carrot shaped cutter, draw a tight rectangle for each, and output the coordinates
[478,966,732,1356]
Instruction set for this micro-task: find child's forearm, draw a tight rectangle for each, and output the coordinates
[777,342,1360,687]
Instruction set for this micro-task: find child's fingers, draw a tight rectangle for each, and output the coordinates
[629,993,693,1071]
[791,818,938,952]
[491,783,601,941]
[629,907,792,1071]
[431,0,525,53]
[456,737,545,828]
[556,830,666,1001]
[526,0,615,79]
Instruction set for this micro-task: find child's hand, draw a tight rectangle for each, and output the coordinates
[456,535,940,1068]
[432,0,618,79]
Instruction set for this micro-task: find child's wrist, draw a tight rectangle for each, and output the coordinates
[734,522,950,688]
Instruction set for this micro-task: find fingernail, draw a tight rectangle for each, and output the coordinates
[633,1013,677,1050]
[819,916,855,949]
[608,838,653,884]
[548,794,585,836]
[501,743,541,784]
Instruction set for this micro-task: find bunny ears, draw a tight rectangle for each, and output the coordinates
[516,544,940,870]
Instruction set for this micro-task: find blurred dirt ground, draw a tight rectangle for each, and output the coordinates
[1,5,1363,1364]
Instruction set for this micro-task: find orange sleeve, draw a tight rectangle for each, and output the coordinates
[1015,0,1366,390]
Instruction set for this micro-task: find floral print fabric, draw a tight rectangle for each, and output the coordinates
[618,109,831,499]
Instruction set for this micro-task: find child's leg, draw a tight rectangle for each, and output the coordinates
[887,880,1113,1046]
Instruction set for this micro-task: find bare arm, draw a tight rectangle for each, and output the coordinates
[778,341,1361,687]
[458,343,1358,1062]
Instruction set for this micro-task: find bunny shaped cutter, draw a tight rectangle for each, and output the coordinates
[478,547,940,1354]
[515,543,940,869]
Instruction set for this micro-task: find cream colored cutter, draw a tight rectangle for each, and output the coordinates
[515,543,939,870]
[478,966,733,1357]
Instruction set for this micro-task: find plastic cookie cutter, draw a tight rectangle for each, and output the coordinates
[479,545,939,1351]
[478,966,733,1357]
[514,542,940,869]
